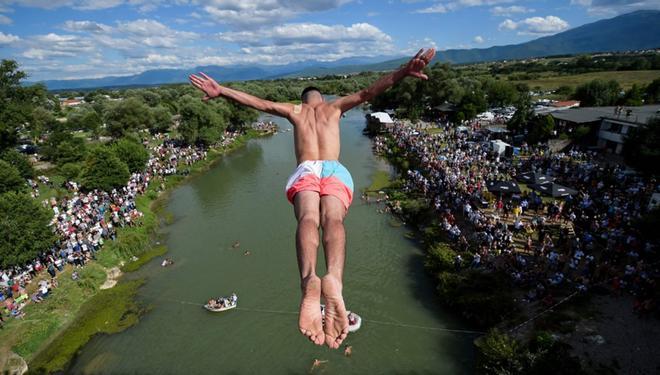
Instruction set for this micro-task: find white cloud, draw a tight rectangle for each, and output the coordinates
[0,31,19,44]
[499,15,569,35]
[473,35,484,43]
[490,5,534,16]
[570,0,660,15]
[413,4,447,13]
[0,14,11,24]
[62,20,112,33]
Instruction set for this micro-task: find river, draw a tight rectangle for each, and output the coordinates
[70,106,475,374]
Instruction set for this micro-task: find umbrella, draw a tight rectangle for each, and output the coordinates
[530,182,577,198]
[486,180,521,194]
[517,172,555,185]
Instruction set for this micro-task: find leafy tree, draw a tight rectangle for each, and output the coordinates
[485,80,518,107]
[0,192,56,268]
[104,97,153,138]
[150,105,173,134]
[645,78,660,104]
[527,115,555,144]
[178,96,226,145]
[476,329,523,374]
[81,109,103,138]
[81,147,130,191]
[622,84,644,106]
[623,117,660,176]
[0,159,25,193]
[573,79,621,106]
[554,85,573,98]
[111,138,149,173]
[28,107,56,143]
[59,162,82,181]
[507,93,533,134]
[1,149,35,179]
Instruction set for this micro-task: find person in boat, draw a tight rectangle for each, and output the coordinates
[230,293,238,305]
[190,48,435,349]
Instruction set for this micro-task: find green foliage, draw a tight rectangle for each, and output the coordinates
[104,97,154,138]
[28,280,145,373]
[554,85,574,97]
[570,125,591,141]
[0,192,56,268]
[178,95,226,145]
[476,329,524,374]
[527,115,556,144]
[28,107,56,142]
[111,138,149,173]
[0,159,25,194]
[58,162,82,181]
[81,147,130,191]
[1,149,35,179]
[646,78,660,103]
[41,130,87,165]
[622,83,644,106]
[150,105,173,134]
[573,79,621,106]
[507,93,534,134]
[122,245,167,273]
[623,116,660,176]
[425,243,457,273]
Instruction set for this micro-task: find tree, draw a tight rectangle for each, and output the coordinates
[1,149,35,179]
[507,93,533,134]
[485,80,518,107]
[622,84,644,106]
[0,159,25,193]
[28,107,56,143]
[104,97,153,138]
[527,115,555,144]
[623,117,660,176]
[0,192,56,268]
[81,147,130,191]
[59,162,82,181]
[111,138,149,173]
[178,96,226,145]
[150,105,173,134]
[573,79,621,106]
[645,78,660,104]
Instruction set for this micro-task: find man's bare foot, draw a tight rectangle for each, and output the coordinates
[299,275,324,345]
[321,274,349,349]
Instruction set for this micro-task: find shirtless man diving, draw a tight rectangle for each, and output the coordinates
[189,47,436,349]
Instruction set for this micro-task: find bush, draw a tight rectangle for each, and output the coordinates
[0,192,56,268]
[111,138,149,173]
[59,162,82,181]
[81,147,130,191]
[476,329,523,374]
[1,149,35,179]
[0,159,25,193]
[425,243,457,273]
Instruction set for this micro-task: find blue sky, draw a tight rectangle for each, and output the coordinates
[0,0,658,81]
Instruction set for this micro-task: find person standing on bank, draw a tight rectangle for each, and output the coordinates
[189,47,436,349]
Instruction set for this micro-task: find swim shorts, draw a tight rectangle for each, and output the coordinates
[285,160,354,210]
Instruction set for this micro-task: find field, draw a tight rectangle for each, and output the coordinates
[511,70,660,91]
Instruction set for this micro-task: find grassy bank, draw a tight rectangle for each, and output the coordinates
[0,130,269,373]
[511,69,660,91]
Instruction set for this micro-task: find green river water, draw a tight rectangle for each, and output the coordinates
[70,107,475,374]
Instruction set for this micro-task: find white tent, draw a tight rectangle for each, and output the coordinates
[477,111,495,120]
[490,139,511,155]
[369,112,394,124]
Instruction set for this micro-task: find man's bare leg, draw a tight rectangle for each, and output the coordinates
[319,195,349,349]
[294,191,324,346]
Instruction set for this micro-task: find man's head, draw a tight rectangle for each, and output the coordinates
[301,86,323,104]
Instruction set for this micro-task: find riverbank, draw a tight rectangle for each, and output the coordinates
[0,129,272,374]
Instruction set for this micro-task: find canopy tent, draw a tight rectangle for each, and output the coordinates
[369,112,394,124]
[517,172,555,185]
[490,140,511,156]
[530,182,578,198]
[486,180,521,194]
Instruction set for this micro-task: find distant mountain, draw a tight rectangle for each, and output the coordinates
[33,10,660,90]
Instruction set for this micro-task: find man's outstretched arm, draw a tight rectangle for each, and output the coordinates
[189,73,294,118]
[331,48,436,114]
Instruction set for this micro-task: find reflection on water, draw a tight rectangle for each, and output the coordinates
[70,108,474,374]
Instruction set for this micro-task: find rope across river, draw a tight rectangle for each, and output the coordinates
[142,295,486,336]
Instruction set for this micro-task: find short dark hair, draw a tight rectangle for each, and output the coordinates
[301,86,321,100]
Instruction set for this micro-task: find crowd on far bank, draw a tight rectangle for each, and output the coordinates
[0,131,243,323]
[373,120,658,313]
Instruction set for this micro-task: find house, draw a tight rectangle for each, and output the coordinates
[550,105,660,154]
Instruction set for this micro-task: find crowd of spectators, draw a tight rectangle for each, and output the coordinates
[373,120,658,313]
[0,132,242,322]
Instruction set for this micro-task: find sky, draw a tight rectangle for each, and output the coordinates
[0,0,659,81]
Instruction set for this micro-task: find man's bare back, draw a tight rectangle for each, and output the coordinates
[190,48,436,349]
[288,102,342,163]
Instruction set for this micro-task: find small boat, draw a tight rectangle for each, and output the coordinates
[204,294,238,312]
[321,304,362,332]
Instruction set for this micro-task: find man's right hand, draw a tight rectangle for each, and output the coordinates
[189,72,223,101]
[403,48,436,80]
